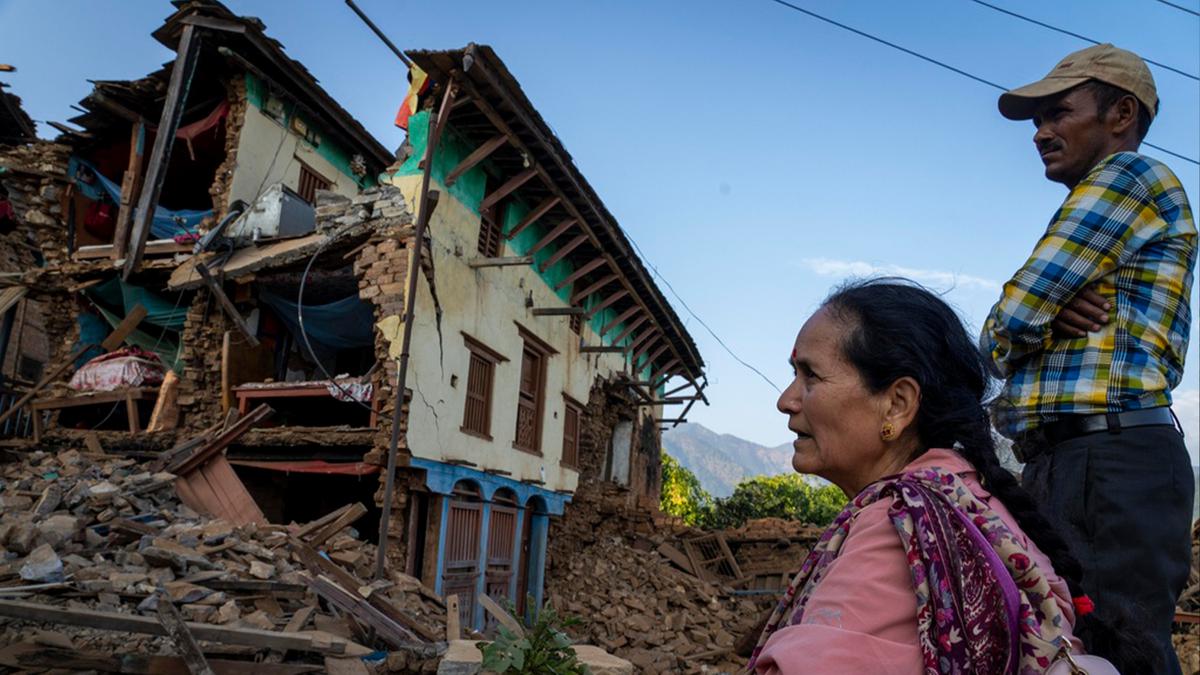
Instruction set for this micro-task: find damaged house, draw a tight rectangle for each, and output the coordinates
[0,1,707,635]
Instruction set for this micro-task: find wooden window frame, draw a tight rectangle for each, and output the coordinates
[296,160,331,204]
[512,324,555,456]
[561,394,583,470]
[460,332,507,441]
[477,204,503,258]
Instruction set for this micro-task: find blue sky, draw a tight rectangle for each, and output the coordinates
[2,0,1197,463]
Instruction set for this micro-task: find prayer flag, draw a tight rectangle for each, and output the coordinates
[394,63,428,130]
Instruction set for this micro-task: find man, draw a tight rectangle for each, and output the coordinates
[982,43,1196,673]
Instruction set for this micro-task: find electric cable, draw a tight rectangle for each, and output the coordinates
[1153,0,1200,17]
[762,0,1200,166]
[969,0,1198,81]
[296,221,377,413]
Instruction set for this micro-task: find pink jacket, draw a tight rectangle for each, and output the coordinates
[753,448,1077,675]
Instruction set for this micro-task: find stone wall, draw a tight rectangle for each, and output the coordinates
[576,376,661,509]
[175,288,228,430]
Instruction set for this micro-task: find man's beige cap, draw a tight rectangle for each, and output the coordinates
[998,43,1157,121]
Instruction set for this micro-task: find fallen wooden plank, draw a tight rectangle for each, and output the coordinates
[445,594,460,641]
[284,606,316,633]
[305,502,367,547]
[656,542,697,576]
[169,404,273,476]
[174,455,266,526]
[294,503,356,539]
[195,263,259,347]
[305,573,424,649]
[0,599,354,655]
[478,594,524,638]
[146,370,181,432]
[156,593,216,675]
[0,643,322,674]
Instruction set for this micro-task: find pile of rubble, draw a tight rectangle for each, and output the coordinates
[546,483,822,674]
[547,537,766,674]
[0,445,446,672]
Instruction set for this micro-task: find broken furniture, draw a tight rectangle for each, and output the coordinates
[233,380,377,428]
[29,386,158,442]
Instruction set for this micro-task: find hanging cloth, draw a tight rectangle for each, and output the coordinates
[175,100,229,160]
[67,156,212,239]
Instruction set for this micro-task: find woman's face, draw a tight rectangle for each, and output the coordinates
[776,307,903,496]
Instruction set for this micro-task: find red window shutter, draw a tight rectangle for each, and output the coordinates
[297,162,331,204]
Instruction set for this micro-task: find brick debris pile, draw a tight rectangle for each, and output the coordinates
[0,446,446,672]
[546,483,822,674]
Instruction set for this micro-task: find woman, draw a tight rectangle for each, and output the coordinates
[748,279,1156,674]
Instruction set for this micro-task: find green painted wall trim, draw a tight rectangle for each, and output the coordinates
[392,111,486,213]
[392,113,656,382]
[242,73,377,189]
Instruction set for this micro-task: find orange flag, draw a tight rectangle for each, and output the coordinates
[394,63,429,130]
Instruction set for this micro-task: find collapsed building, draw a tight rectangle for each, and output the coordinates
[0,0,708,640]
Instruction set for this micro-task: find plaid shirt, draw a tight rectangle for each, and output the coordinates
[982,151,1196,436]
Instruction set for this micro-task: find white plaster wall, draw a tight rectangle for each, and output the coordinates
[388,174,658,494]
[227,106,360,207]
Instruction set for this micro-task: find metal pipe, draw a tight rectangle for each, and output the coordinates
[343,0,412,67]
[375,79,458,580]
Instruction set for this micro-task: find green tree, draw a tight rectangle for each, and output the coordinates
[701,474,847,529]
[660,452,712,525]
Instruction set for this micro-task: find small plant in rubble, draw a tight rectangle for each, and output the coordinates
[476,600,589,674]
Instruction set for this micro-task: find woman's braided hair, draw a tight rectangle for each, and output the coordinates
[822,278,1159,673]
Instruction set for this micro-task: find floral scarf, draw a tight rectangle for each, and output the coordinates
[747,466,1071,674]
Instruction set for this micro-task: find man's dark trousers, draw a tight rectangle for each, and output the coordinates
[1021,425,1194,675]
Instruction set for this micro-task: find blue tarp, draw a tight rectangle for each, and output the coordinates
[258,290,375,351]
[67,157,211,239]
[86,278,188,330]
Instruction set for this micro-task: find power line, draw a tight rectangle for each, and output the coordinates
[1154,0,1200,17]
[970,0,1198,81]
[623,236,782,393]
[763,0,1200,166]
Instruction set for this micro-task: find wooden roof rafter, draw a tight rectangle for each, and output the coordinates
[569,273,618,306]
[583,289,629,320]
[430,64,700,385]
[599,305,640,337]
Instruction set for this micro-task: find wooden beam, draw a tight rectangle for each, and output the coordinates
[112,120,145,261]
[0,599,354,655]
[504,196,560,241]
[655,418,687,424]
[631,334,662,364]
[526,218,577,257]
[584,289,629,320]
[645,344,671,367]
[444,134,507,187]
[611,314,649,344]
[478,594,525,638]
[538,233,587,272]
[626,329,657,356]
[156,593,216,675]
[664,380,698,397]
[553,258,606,292]
[124,23,201,280]
[579,346,625,353]
[652,359,681,384]
[445,595,460,641]
[598,305,640,336]
[531,307,585,316]
[306,502,367,547]
[674,397,700,428]
[479,167,537,212]
[0,643,321,674]
[468,256,531,269]
[195,264,259,347]
[569,273,618,305]
[458,61,700,381]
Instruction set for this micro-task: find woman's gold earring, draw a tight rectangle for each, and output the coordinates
[880,422,897,441]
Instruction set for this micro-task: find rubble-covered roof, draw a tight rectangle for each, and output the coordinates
[406,45,706,384]
[64,0,392,175]
[0,83,37,145]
